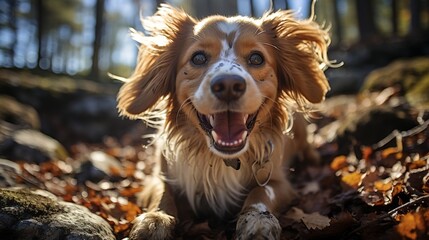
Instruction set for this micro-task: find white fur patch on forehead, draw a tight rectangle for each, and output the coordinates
[193,15,256,35]
[217,21,239,35]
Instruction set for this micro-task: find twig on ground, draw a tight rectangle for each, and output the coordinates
[344,194,429,239]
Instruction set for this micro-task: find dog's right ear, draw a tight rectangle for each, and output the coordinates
[117,4,195,118]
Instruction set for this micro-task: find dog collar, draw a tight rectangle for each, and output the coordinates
[223,140,274,187]
[223,158,241,170]
[252,140,274,186]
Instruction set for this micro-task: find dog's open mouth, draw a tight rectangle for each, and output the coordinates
[197,111,258,155]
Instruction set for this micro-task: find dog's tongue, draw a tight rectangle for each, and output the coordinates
[212,112,246,143]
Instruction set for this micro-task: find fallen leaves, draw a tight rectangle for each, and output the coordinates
[5,138,151,239]
[1,90,428,240]
[284,207,331,230]
[331,120,429,208]
[396,207,429,240]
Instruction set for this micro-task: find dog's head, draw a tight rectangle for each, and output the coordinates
[118,4,333,159]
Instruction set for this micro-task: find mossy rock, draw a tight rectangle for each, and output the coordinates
[0,189,62,218]
[361,57,429,108]
[362,57,429,91]
[0,188,115,240]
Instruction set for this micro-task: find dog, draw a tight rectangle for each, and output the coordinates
[117,4,335,239]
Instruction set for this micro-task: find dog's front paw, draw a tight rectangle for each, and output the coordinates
[236,204,281,240]
[129,211,176,240]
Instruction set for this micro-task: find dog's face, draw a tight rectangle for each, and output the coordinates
[118,5,332,159]
[176,17,280,158]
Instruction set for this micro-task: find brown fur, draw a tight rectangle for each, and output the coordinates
[117,4,335,240]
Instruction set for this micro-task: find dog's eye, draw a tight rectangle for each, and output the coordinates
[248,52,264,66]
[191,52,208,66]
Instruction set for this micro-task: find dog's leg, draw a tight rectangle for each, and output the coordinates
[236,172,296,240]
[129,175,178,240]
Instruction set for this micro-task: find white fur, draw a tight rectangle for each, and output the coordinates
[236,203,281,239]
[217,21,239,35]
[165,137,253,217]
[252,203,268,212]
[265,185,276,202]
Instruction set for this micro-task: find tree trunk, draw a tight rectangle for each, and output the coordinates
[332,0,343,44]
[36,0,44,69]
[90,0,105,80]
[391,0,398,36]
[356,0,377,43]
[7,0,16,65]
[409,0,422,35]
[250,0,255,17]
[191,0,237,18]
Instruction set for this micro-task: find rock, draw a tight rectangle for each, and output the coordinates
[0,188,115,240]
[335,105,419,155]
[75,151,123,184]
[361,57,429,108]
[0,95,40,130]
[0,159,21,187]
[0,129,68,163]
[0,69,139,145]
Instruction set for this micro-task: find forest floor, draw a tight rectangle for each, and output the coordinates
[8,92,428,240]
[0,60,429,239]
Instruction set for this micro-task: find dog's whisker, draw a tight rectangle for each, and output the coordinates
[261,42,280,51]
[260,96,276,130]
[175,97,193,123]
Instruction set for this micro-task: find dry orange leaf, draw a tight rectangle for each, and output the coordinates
[423,172,429,193]
[374,180,392,191]
[330,155,348,171]
[109,165,122,177]
[361,146,373,160]
[119,186,143,197]
[381,147,402,159]
[396,210,427,240]
[114,222,131,235]
[341,171,362,189]
[284,207,331,230]
[408,159,427,170]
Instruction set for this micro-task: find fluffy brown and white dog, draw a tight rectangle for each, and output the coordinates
[117,4,335,239]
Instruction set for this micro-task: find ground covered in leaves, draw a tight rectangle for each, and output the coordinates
[1,58,429,239]
[2,92,428,240]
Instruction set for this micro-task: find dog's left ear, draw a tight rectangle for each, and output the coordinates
[261,10,332,104]
[117,4,195,118]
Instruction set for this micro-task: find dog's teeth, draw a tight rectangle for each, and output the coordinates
[241,131,248,141]
[212,130,248,147]
[211,131,219,142]
[209,115,214,126]
[243,114,248,124]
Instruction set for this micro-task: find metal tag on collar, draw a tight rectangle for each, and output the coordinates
[252,140,274,187]
[224,158,241,170]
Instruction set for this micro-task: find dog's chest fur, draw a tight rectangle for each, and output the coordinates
[164,139,254,217]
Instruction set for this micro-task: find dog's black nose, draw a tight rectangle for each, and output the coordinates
[210,75,246,102]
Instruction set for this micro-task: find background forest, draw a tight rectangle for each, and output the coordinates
[1,1,429,239]
[1,0,428,81]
